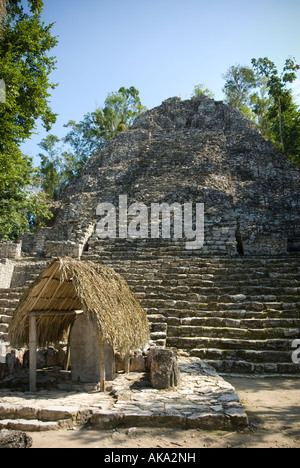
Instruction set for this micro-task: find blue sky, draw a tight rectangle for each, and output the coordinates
[20,0,300,164]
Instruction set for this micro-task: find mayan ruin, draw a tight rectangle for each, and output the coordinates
[0,0,299,452]
[0,93,299,444]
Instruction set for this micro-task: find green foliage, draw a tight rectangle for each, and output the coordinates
[63,113,105,164]
[223,58,300,165]
[0,147,52,239]
[252,57,300,162]
[249,76,273,140]
[222,65,256,112]
[0,0,58,147]
[37,87,146,200]
[38,134,78,200]
[0,0,57,238]
[64,86,146,161]
[192,84,215,99]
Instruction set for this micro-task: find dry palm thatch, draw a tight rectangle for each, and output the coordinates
[9,257,150,358]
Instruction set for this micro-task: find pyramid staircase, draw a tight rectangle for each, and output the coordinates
[0,253,299,377]
[0,259,48,351]
[84,250,300,376]
[0,288,24,345]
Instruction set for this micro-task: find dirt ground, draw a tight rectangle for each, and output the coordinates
[31,377,300,449]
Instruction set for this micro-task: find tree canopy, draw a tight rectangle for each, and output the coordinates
[37,86,146,200]
[222,58,300,165]
[0,0,57,239]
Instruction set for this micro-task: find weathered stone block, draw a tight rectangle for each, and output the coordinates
[130,350,146,372]
[243,234,288,256]
[45,241,83,259]
[0,241,21,260]
[40,406,78,422]
[90,411,124,429]
[150,348,179,389]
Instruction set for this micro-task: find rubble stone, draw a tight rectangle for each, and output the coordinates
[0,429,32,448]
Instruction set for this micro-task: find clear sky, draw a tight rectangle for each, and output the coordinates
[20,0,300,164]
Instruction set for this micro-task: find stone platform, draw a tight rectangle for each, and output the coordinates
[0,358,248,432]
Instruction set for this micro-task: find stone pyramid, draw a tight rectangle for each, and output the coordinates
[23,95,300,258]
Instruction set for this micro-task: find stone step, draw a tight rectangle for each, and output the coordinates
[0,288,24,294]
[0,292,23,300]
[190,348,295,364]
[108,260,300,269]
[0,254,299,376]
[86,248,299,259]
[167,325,299,340]
[83,255,300,375]
[166,317,300,330]
[0,333,8,342]
[0,323,9,333]
[0,315,11,324]
[0,298,21,308]
[126,280,300,294]
[0,419,59,432]
[10,266,47,288]
[0,404,92,432]
[120,265,300,273]
[164,309,300,321]
[140,299,300,313]
[0,309,15,318]
[167,336,294,352]
[201,359,300,375]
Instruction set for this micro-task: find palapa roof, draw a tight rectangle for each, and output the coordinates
[9,257,150,358]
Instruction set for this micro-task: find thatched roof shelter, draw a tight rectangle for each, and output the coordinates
[9,257,150,359]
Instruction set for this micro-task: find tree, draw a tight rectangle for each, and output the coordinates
[223,65,256,113]
[38,135,77,200]
[0,0,57,238]
[249,76,273,140]
[222,59,300,164]
[0,148,52,239]
[36,87,146,201]
[63,86,146,169]
[63,113,105,166]
[192,84,215,99]
[0,0,58,147]
[252,57,300,161]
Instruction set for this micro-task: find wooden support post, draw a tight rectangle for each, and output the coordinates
[99,339,105,392]
[124,353,130,374]
[29,315,37,392]
[104,343,115,381]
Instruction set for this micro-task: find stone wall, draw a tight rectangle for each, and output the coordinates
[21,229,50,257]
[0,241,21,260]
[0,260,14,289]
[45,241,83,259]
